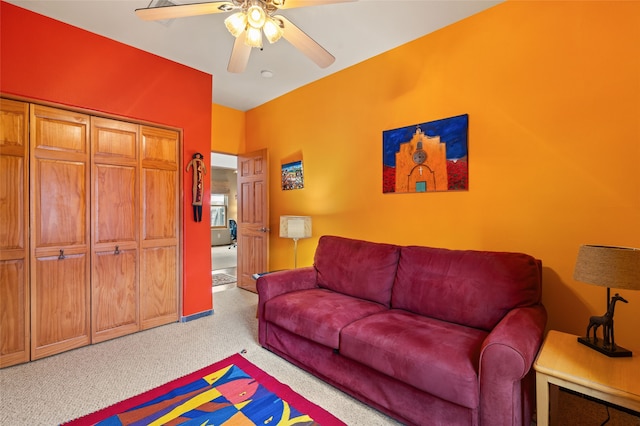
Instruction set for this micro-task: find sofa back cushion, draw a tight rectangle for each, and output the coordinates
[392,246,542,330]
[315,236,400,307]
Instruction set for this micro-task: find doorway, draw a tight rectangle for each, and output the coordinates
[211,153,237,292]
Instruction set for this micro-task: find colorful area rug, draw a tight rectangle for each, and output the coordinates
[63,353,345,425]
[212,273,237,287]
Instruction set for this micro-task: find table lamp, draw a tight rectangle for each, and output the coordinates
[279,215,312,268]
[573,245,640,357]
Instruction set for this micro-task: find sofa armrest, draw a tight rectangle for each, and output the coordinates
[478,304,547,426]
[257,267,317,345]
[256,267,318,302]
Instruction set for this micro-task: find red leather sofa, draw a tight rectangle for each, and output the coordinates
[257,235,547,426]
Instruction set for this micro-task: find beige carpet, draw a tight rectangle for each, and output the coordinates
[211,244,237,270]
[0,288,399,426]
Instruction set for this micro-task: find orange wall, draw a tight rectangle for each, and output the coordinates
[211,103,246,154]
[1,2,213,317]
[243,1,640,345]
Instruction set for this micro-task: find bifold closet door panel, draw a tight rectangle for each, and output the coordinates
[30,105,91,360]
[140,245,178,329]
[139,126,180,329]
[91,164,139,342]
[32,254,89,359]
[0,99,30,367]
[91,117,140,343]
[92,248,138,342]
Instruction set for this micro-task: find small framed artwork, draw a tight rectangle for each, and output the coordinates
[282,160,304,190]
[382,114,468,193]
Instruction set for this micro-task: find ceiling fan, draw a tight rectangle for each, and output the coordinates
[135,0,356,73]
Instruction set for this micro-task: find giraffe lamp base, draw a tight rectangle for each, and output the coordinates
[577,336,633,358]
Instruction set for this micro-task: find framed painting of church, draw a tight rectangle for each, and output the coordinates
[382,114,468,193]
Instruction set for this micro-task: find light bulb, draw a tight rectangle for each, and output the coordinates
[246,5,266,29]
[245,25,263,48]
[224,12,247,38]
[263,17,283,44]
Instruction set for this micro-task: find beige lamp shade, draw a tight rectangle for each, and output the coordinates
[573,245,640,290]
[279,216,312,239]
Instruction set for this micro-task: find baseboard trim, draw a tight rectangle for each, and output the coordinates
[180,309,213,322]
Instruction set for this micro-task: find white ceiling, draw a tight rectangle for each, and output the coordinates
[7,0,502,111]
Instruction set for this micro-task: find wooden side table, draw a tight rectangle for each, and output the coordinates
[534,330,640,426]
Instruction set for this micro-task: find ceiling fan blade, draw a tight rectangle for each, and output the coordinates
[135,1,235,21]
[275,0,357,10]
[275,15,335,68]
[228,32,252,73]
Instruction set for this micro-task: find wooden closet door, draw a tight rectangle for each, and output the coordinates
[91,117,140,343]
[139,126,180,329]
[30,105,91,360]
[0,99,30,367]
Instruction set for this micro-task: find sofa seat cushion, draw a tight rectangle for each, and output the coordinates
[340,309,488,409]
[265,288,387,349]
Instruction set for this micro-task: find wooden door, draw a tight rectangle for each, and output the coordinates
[91,117,140,343]
[237,149,269,293]
[139,125,180,329]
[0,99,30,367]
[30,105,91,360]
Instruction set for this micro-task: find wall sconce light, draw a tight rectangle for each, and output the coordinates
[573,244,640,357]
[279,215,312,268]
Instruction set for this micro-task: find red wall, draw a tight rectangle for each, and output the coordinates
[0,1,213,317]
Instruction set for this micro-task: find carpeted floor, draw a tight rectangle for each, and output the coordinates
[0,288,399,426]
[211,244,237,270]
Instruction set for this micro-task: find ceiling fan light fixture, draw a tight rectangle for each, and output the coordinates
[135,0,338,73]
[245,25,263,48]
[263,17,283,44]
[246,4,266,29]
[224,12,247,38]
